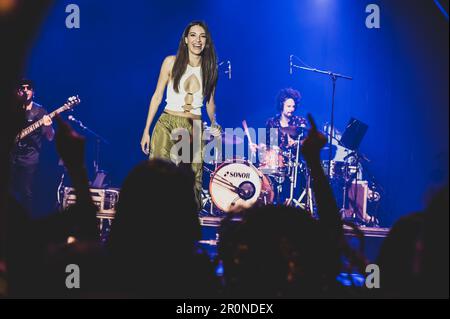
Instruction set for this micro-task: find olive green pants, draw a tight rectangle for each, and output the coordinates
[149,112,203,210]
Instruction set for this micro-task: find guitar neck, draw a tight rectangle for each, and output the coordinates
[18,106,65,140]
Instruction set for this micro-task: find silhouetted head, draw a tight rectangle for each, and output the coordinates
[218,205,341,298]
[109,159,200,255]
[107,159,211,297]
[377,185,449,298]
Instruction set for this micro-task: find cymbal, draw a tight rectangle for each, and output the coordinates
[221,132,244,145]
[206,131,244,145]
[279,126,307,137]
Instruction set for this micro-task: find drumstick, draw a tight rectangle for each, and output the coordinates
[242,120,257,164]
[242,120,254,145]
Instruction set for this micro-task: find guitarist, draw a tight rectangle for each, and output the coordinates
[10,79,54,214]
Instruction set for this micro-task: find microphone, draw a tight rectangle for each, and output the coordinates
[67,115,77,122]
[68,115,86,129]
[227,60,232,80]
[289,54,293,75]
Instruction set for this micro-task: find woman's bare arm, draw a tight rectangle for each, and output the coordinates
[140,55,174,154]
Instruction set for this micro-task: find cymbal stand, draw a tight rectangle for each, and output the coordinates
[201,142,221,216]
[290,136,315,215]
[296,169,314,215]
[286,135,302,207]
[210,143,219,215]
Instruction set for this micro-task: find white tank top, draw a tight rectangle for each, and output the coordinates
[165,64,203,116]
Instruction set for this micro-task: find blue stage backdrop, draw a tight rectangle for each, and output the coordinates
[24,0,448,225]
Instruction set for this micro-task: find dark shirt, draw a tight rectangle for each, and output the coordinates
[11,102,54,166]
[266,114,307,151]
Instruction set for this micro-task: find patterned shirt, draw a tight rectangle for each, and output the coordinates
[265,114,307,151]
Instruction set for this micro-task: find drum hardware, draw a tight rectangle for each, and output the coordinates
[296,169,314,214]
[202,125,223,215]
[203,165,221,216]
[285,133,301,206]
[200,187,216,217]
[367,186,381,202]
[285,133,315,214]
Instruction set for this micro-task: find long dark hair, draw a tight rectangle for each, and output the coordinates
[172,21,218,103]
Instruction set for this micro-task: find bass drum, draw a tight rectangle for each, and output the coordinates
[209,159,274,212]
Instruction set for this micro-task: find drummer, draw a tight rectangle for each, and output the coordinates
[265,87,307,152]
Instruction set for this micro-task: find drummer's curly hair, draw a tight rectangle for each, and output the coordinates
[276,88,302,111]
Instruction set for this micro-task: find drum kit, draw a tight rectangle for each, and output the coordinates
[201,119,374,221]
[202,123,317,215]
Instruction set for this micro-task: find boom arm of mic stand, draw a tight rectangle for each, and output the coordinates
[291,63,353,179]
[323,130,342,145]
[78,125,109,145]
[292,65,353,80]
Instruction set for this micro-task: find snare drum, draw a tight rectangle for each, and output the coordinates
[209,159,274,212]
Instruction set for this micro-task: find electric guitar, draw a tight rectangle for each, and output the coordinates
[15,95,81,143]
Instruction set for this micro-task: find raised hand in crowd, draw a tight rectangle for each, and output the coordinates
[301,114,340,224]
[54,115,97,240]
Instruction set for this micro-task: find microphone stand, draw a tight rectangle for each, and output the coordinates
[291,62,353,179]
[323,123,343,145]
[69,117,109,174]
[218,60,232,80]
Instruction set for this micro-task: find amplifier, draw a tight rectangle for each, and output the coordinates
[61,187,120,219]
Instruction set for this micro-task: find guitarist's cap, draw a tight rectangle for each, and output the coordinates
[18,78,34,90]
